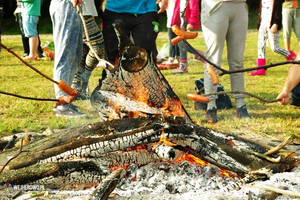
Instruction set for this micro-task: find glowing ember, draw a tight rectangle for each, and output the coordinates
[175,153,208,166]
[156,129,176,147]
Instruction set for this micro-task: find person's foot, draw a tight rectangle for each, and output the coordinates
[206,107,218,124]
[22,53,28,58]
[23,56,37,61]
[236,105,250,118]
[249,69,265,76]
[38,53,46,59]
[53,104,79,112]
[56,105,87,118]
[171,63,188,74]
[157,60,179,70]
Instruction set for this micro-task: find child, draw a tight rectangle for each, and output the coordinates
[249,0,296,76]
[171,0,205,74]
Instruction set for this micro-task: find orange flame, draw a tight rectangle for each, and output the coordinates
[175,153,209,166]
[109,165,130,172]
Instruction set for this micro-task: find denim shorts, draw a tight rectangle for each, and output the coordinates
[22,14,39,37]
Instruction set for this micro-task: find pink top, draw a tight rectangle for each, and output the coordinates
[171,0,200,30]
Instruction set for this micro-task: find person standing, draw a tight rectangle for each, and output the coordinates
[170,0,204,74]
[14,1,44,58]
[50,0,87,117]
[282,0,300,53]
[102,0,168,68]
[249,0,296,76]
[201,0,250,123]
[157,0,180,69]
[18,0,41,61]
[71,0,105,100]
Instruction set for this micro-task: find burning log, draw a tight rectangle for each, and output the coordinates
[90,24,191,121]
[0,25,299,198]
[0,115,299,187]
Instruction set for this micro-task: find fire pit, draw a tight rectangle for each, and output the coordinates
[1,25,300,200]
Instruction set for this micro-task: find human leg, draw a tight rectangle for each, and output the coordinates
[294,8,300,52]
[17,13,29,56]
[72,16,105,100]
[22,14,39,60]
[201,0,228,122]
[268,30,295,60]
[282,8,293,51]
[50,0,83,112]
[172,41,188,74]
[249,25,268,76]
[226,2,250,118]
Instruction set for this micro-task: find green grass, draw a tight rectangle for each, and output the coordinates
[0,30,300,143]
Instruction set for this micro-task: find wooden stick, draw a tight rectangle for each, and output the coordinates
[250,184,300,197]
[0,139,29,174]
[202,90,281,104]
[243,148,281,163]
[264,136,292,155]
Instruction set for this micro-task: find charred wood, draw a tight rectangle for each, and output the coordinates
[0,116,299,185]
[91,24,191,121]
[0,161,101,186]
[89,168,125,200]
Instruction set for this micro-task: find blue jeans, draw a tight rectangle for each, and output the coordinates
[50,0,83,108]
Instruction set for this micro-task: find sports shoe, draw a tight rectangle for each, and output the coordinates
[56,105,87,118]
[38,53,46,59]
[157,60,179,70]
[172,63,188,74]
[206,107,218,124]
[22,53,29,58]
[236,105,250,118]
[53,104,79,112]
[286,50,296,60]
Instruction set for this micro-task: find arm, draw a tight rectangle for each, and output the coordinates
[277,62,300,105]
[186,0,200,31]
[157,0,168,14]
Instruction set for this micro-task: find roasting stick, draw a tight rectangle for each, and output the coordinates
[187,90,282,104]
[249,184,300,198]
[0,43,77,106]
[182,39,300,76]
[76,5,114,69]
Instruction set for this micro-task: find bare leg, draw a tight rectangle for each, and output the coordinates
[29,36,38,58]
[284,39,290,51]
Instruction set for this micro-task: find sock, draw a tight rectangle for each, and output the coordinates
[207,100,217,110]
[235,98,245,109]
